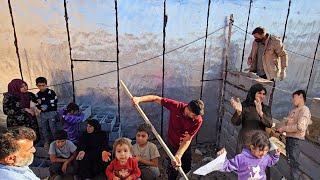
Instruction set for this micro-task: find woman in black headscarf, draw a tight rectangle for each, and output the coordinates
[230,83,272,154]
[76,119,111,179]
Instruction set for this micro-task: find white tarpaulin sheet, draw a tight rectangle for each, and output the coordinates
[193,151,227,176]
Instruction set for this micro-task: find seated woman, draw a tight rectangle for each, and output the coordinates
[76,119,111,179]
[230,83,272,154]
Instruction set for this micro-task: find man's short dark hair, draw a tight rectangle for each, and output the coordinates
[0,127,36,160]
[293,90,306,102]
[137,123,152,136]
[36,77,47,85]
[252,27,266,35]
[188,99,204,116]
[54,130,68,140]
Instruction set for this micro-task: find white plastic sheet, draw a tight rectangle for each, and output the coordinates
[193,151,227,176]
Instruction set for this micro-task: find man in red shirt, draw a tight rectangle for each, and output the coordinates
[132,95,204,180]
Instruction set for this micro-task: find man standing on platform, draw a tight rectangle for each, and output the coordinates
[132,95,204,180]
[248,26,288,81]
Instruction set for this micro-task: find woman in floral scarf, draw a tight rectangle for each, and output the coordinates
[3,79,40,142]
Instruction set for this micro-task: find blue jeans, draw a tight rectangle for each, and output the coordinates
[286,137,303,180]
[40,111,58,142]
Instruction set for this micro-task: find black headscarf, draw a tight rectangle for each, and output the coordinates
[87,119,101,133]
[242,84,267,106]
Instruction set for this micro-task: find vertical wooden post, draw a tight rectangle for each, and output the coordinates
[216,14,233,148]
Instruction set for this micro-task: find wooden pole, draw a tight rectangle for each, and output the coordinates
[120,80,189,180]
[216,14,234,148]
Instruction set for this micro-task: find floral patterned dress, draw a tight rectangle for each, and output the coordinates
[3,93,40,141]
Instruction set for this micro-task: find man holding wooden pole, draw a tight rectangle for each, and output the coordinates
[132,95,204,180]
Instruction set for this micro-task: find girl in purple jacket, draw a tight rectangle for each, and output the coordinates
[58,102,84,145]
[217,130,280,180]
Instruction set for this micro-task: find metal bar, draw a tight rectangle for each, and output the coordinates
[8,0,23,80]
[306,33,320,96]
[72,59,117,63]
[63,0,76,103]
[197,0,212,144]
[201,79,223,82]
[115,0,121,122]
[161,0,167,138]
[120,80,189,180]
[199,0,212,100]
[282,0,291,42]
[240,0,253,72]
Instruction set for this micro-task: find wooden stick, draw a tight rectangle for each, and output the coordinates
[120,80,189,180]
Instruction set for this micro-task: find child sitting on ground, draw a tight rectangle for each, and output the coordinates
[49,130,79,180]
[58,102,85,145]
[132,123,160,180]
[217,130,280,180]
[106,137,141,180]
